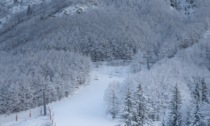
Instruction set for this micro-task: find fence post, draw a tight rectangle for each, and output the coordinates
[15,114,18,121]
[29,110,31,118]
[40,108,42,115]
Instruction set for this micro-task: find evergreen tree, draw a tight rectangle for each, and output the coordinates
[185,111,191,126]
[110,90,119,119]
[133,84,151,126]
[27,5,32,15]
[170,0,181,10]
[190,102,202,126]
[14,0,18,4]
[201,78,208,103]
[122,89,134,126]
[170,0,177,7]
[186,0,195,6]
[167,84,182,126]
[190,82,202,126]
[104,81,120,119]
[162,118,166,126]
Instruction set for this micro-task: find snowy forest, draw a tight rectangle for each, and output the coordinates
[0,0,210,126]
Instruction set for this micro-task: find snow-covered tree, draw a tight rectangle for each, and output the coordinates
[162,118,166,126]
[27,5,32,15]
[109,90,119,119]
[190,82,202,126]
[122,89,134,126]
[170,0,181,10]
[185,111,191,126]
[104,81,120,119]
[130,52,144,73]
[14,0,18,4]
[201,78,209,103]
[167,84,182,126]
[132,84,151,126]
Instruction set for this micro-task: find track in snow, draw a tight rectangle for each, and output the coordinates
[50,65,128,126]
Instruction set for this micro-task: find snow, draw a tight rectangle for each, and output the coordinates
[0,17,8,29]
[50,65,128,126]
[152,121,161,126]
[0,106,51,126]
[54,4,97,17]
[0,116,51,126]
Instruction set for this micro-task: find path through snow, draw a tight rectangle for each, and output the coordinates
[50,65,129,126]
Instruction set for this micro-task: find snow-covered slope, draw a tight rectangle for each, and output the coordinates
[50,65,128,126]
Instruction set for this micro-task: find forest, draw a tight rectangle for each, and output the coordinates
[0,0,210,125]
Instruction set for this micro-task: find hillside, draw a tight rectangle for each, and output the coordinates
[0,0,210,126]
[0,0,209,61]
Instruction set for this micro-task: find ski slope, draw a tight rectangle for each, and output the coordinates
[0,65,128,126]
[49,65,128,126]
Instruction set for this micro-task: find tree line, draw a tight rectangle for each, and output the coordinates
[105,78,210,126]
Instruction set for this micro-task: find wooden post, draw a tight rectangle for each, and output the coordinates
[43,85,47,116]
[40,108,42,115]
[29,110,31,118]
[48,107,51,115]
[50,113,52,120]
[52,112,54,124]
[15,114,18,121]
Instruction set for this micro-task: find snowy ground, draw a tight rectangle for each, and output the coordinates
[50,65,128,126]
[0,116,51,126]
[0,105,51,126]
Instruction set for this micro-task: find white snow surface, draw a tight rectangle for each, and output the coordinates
[50,65,128,126]
[0,106,51,126]
[0,116,51,126]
